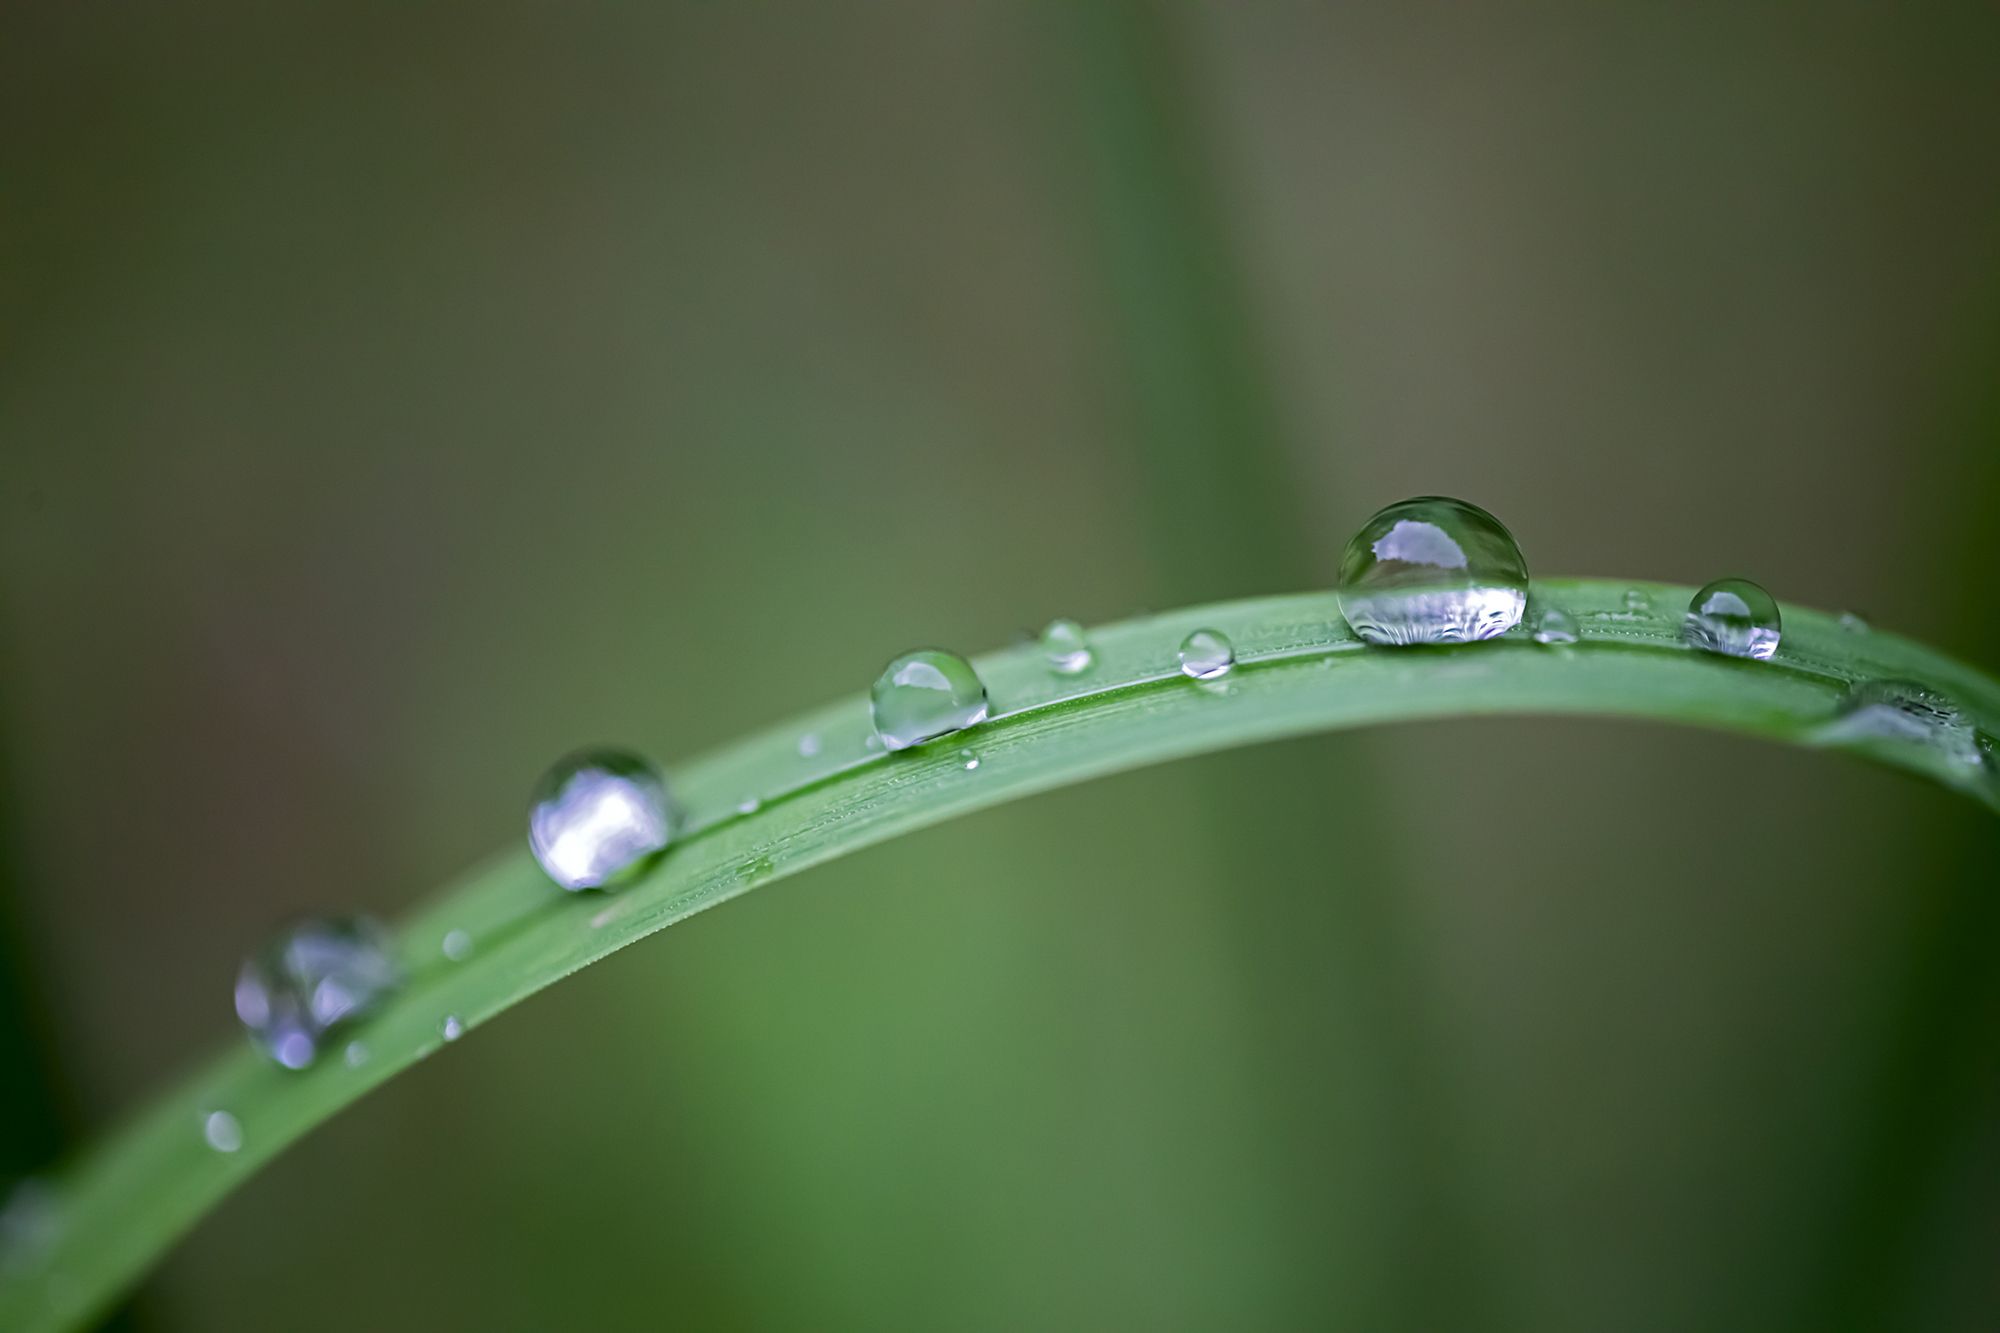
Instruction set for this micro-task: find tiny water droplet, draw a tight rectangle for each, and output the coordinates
[1178,629,1235,680]
[1337,497,1528,645]
[959,749,980,771]
[441,929,472,961]
[1838,611,1870,634]
[1683,577,1782,660]
[441,1015,465,1042]
[1040,618,1094,675]
[863,733,883,752]
[736,796,762,816]
[1818,680,1985,771]
[203,1110,243,1154]
[797,732,822,758]
[1530,606,1579,645]
[870,649,989,751]
[1623,589,1652,614]
[344,1041,369,1068]
[234,916,401,1071]
[528,748,675,892]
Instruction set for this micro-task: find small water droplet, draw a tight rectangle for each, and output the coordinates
[441,1015,465,1042]
[1683,577,1782,660]
[797,732,822,758]
[1838,611,1870,633]
[234,916,402,1071]
[736,796,762,816]
[1040,618,1094,675]
[870,649,990,751]
[1623,589,1652,614]
[441,928,472,961]
[1337,496,1528,645]
[1530,606,1579,645]
[528,748,675,892]
[1178,629,1235,680]
[344,1041,369,1068]
[959,749,980,771]
[863,732,883,752]
[203,1110,243,1154]
[1818,680,1985,771]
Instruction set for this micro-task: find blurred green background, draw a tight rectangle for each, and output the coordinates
[4,3,2000,1329]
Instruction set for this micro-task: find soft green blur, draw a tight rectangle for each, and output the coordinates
[4,3,1999,1330]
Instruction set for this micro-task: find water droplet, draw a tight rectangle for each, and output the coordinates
[202,1110,243,1154]
[528,748,675,892]
[797,732,822,758]
[1818,680,1985,771]
[959,749,980,771]
[1178,629,1235,680]
[1337,496,1528,645]
[1529,605,1579,645]
[344,1041,369,1068]
[1040,618,1094,675]
[234,916,402,1071]
[1838,611,1870,633]
[736,796,762,816]
[441,1015,465,1042]
[870,649,989,751]
[1683,577,1782,660]
[440,928,472,962]
[1623,589,1653,613]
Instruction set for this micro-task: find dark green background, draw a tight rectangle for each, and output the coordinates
[4,3,1999,1329]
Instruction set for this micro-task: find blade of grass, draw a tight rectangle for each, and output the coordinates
[4,578,1998,1332]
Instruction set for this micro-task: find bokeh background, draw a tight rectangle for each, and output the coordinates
[5,3,2000,1329]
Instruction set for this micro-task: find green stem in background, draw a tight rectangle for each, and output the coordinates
[1040,6,1483,1311]
[1046,0,1308,595]
[1796,266,2000,1328]
[3,580,1998,1333]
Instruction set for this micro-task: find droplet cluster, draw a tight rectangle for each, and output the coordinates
[227,491,1981,1091]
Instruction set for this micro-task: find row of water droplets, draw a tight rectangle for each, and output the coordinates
[210,494,1992,1154]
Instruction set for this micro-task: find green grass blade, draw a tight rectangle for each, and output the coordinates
[5,578,1998,1331]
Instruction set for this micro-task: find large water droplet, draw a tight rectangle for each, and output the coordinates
[1819,680,1985,771]
[870,649,989,751]
[234,916,402,1071]
[1337,496,1528,645]
[528,748,675,891]
[1178,629,1235,680]
[202,1110,243,1154]
[1530,606,1579,645]
[1683,577,1782,660]
[1040,618,1094,675]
